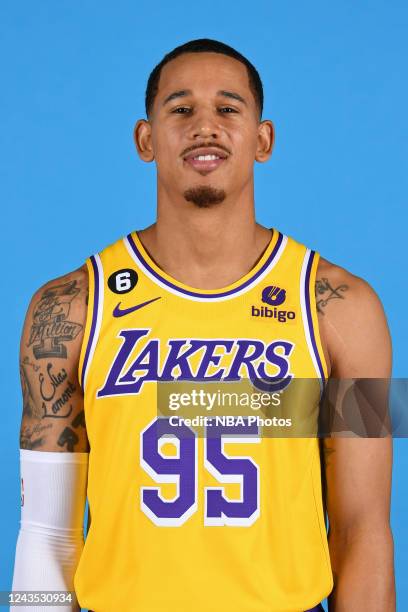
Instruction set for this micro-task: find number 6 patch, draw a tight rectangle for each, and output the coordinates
[108,268,138,294]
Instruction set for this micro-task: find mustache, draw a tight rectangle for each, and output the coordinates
[180,142,231,157]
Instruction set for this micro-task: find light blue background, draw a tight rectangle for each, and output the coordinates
[1,0,407,608]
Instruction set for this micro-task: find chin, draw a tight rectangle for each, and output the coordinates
[183,185,227,208]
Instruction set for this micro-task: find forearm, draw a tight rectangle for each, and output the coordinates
[11,450,88,612]
[12,529,83,611]
[328,525,395,612]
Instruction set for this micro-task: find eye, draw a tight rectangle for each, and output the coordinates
[171,106,192,114]
[218,106,238,113]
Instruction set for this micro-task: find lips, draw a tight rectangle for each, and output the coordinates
[183,147,229,174]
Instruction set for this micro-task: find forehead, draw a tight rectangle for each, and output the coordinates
[157,52,252,99]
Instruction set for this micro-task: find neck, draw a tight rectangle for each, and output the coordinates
[137,182,272,289]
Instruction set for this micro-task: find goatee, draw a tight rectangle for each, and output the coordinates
[183,185,226,208]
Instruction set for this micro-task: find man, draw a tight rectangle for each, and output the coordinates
[13,39,395,611]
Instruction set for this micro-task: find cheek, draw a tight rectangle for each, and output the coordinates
[231,130,259,163]
[152,130,183,167]
[229,119,258,144]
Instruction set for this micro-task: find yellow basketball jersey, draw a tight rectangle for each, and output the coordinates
[74,229,333,612]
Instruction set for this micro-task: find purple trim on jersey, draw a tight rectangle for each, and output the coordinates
[126,231,284,299]
[81,255,99,389]
[304,250,325,386]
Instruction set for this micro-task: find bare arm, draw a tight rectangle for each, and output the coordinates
[19,265,89,452]
[317,259,395,612]
[12,266,89,610]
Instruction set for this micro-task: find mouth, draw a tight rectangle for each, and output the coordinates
[182,147,229,174]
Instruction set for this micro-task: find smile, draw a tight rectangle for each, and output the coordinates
[194,154,221,161]
[183,148,229,174]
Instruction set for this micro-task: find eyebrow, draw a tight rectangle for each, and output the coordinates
[217,90,247,105]
[162,89,247,106]
[163,90,192,105]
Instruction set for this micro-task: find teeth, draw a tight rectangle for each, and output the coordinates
[194,154,220,161]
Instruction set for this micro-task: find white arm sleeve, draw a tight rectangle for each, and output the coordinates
[11,449,89,612]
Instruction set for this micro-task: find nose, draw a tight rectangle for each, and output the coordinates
[188,108,220,140]
[192,125,219,139]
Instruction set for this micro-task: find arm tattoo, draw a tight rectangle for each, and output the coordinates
[58,427,79,452]
[315,277,348,315]
[20,423,52,450]
[20,362,42,419]
[71,409,86,428]
[57,410,87,451]
[27,280,83,359]
[39,362,75,418]
[21,355,40,372]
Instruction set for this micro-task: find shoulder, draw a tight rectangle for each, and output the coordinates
[29,264,88,302]
[24,265,88,321]
[316,257,391,377]
[21,265,89,365]
[316,257,382,314]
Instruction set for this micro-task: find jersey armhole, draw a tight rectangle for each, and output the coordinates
[78,254,104,392]
[300,250,329,388]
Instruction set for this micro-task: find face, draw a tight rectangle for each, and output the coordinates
[135,53,274,207]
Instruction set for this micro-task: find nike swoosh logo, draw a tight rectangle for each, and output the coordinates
[113,297,161,317]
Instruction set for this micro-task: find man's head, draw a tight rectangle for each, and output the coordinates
[134,39,274,208]
[145,39,264,121]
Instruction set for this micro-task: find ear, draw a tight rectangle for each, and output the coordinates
[134,119,154,162]
[255,120,274,163]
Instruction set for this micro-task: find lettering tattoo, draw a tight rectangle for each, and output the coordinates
[20,422,53,450]
[20,405,87,450]
[39,363,76,418]
[38,363,76,419]
[39,362,68,401]
[27,280,83,359]
[315,277,348,315]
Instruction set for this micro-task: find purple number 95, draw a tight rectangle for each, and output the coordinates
[141,418,260,527]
